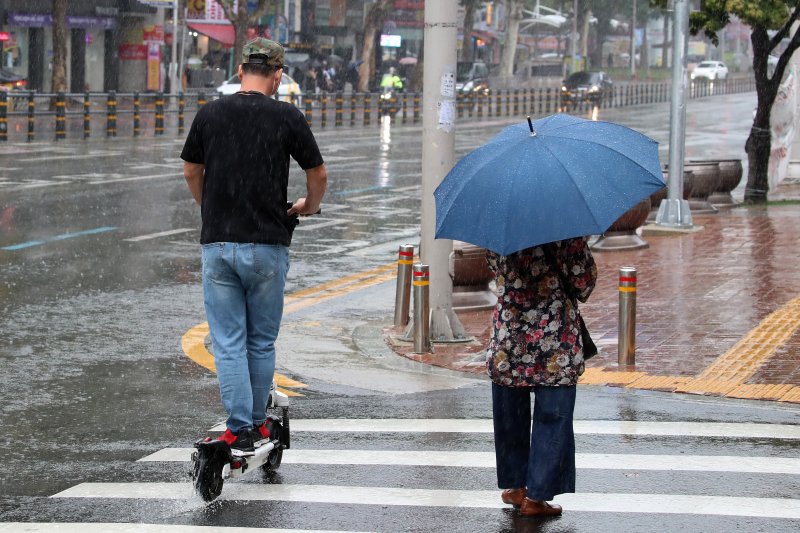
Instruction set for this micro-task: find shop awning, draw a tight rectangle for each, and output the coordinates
[187,22,235,48]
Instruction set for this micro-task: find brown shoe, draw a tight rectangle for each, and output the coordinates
[518,497,562,517]
[501,488,526,507]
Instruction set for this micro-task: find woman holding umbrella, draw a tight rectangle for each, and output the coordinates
[487,237,596,517]
[434,113,664,518]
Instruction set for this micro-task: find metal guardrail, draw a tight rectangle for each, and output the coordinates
[0,76,756,142]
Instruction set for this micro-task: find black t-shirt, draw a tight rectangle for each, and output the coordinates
[180,93,324,245]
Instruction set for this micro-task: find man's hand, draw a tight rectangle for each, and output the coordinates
[287,198,321,216]
[288,164,327,215]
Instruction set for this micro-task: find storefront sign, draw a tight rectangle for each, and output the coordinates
[143,25,165,44]
[147,43,161,91]
[119,44,147,61]
[187,0,232,22]
[7,13,116,29]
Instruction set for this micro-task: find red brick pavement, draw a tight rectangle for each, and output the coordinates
[387,184,800,403]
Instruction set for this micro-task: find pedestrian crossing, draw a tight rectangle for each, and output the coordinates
[25,416,798,531]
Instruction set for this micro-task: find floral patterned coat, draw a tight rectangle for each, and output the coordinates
[486,238,597,387]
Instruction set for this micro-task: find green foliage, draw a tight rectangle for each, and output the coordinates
[689,1,791,44]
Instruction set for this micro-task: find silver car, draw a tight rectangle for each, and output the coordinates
[216,73,304,106]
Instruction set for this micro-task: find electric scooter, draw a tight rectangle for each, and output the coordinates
[192,381,291,502]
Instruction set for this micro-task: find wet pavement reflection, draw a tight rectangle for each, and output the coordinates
[1,92,798,531]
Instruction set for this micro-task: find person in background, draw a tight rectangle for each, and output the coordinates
[380,66,404,91]
[486,237,597,518]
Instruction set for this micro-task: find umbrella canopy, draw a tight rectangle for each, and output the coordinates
[434,114,665,255]
[326,54,344,64]
[399,56,418,65]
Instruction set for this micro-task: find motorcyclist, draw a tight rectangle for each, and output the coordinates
[380,67,404,91]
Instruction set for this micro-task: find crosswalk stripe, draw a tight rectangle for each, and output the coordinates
[137,448,800,474]
[51,483,800,519]
[210,418,800,439]
[0,524,368,533]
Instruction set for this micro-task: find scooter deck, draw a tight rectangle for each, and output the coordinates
[222,440,279,479]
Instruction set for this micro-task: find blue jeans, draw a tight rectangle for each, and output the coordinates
[492,383,577,501]
[202,243,289,433]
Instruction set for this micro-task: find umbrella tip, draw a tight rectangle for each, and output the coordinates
[527,116,536,136]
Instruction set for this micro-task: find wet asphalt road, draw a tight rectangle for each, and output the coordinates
[1,94,799,532]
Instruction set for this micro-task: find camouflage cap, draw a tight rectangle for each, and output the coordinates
[242,38,285,68]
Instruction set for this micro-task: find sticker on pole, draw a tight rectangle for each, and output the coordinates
[440,72,455,98]
[437,100,455,132]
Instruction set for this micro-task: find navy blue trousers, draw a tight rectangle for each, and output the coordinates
[492,383,577,501]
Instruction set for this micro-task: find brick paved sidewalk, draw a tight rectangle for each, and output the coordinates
[387,183,800,404]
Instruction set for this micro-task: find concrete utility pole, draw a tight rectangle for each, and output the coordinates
[631,0,637,76]
[570,0,578,74]
[655,0,693,228]
[419,0,466,344]
[170,0,179,95]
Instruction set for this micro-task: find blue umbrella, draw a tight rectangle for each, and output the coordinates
[434,114,665,255]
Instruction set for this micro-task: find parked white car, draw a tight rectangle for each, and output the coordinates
[216,73,303,106]
[691,61,729,81]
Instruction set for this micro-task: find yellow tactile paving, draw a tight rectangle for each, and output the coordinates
[283,263,398,314]
[582,294,800,402]
[181,261,403,395]
[181,321,305,397]
[578,368,647,385]
[695,294,800,382]
[725,384,796,401]
[626,375,692,390]
[778,387,800,404]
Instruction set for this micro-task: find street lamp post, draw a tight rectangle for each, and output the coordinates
[418,0,466,346]
[655,0,693,228]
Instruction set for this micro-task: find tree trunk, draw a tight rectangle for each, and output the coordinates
[499,0,522,80]
[358,0,394,93]
[461,1,476,62]
[234,10,248,69]
[221,0,270,72]
[51,0,67,93]
[590,18,610,69]
[744,28,779,204]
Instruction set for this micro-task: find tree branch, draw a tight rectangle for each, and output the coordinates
[768,6,800,51]
[773,15,800,86]
[217,0,237,24]
[248,0,270,25]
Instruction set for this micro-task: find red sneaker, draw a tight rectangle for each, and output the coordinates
[252,422,270,447]
[217,428,255,456]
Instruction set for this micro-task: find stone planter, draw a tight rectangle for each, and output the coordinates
[647,170,693,222]
[449,241,496,311]
[705,159,743,205]
[591,198,651,251]
[684,161,721,214]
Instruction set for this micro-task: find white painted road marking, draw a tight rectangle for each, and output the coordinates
[18,151,124,162]
[0,524,367,533]
[51,483,800,519]
[124,228,195,242]
[137,448,800,475]
[293,218,352,231]
[89,172,183,185]
[210,418,800,439]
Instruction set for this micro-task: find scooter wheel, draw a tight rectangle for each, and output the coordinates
[193,449,224,501]
[262,446,283,471]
